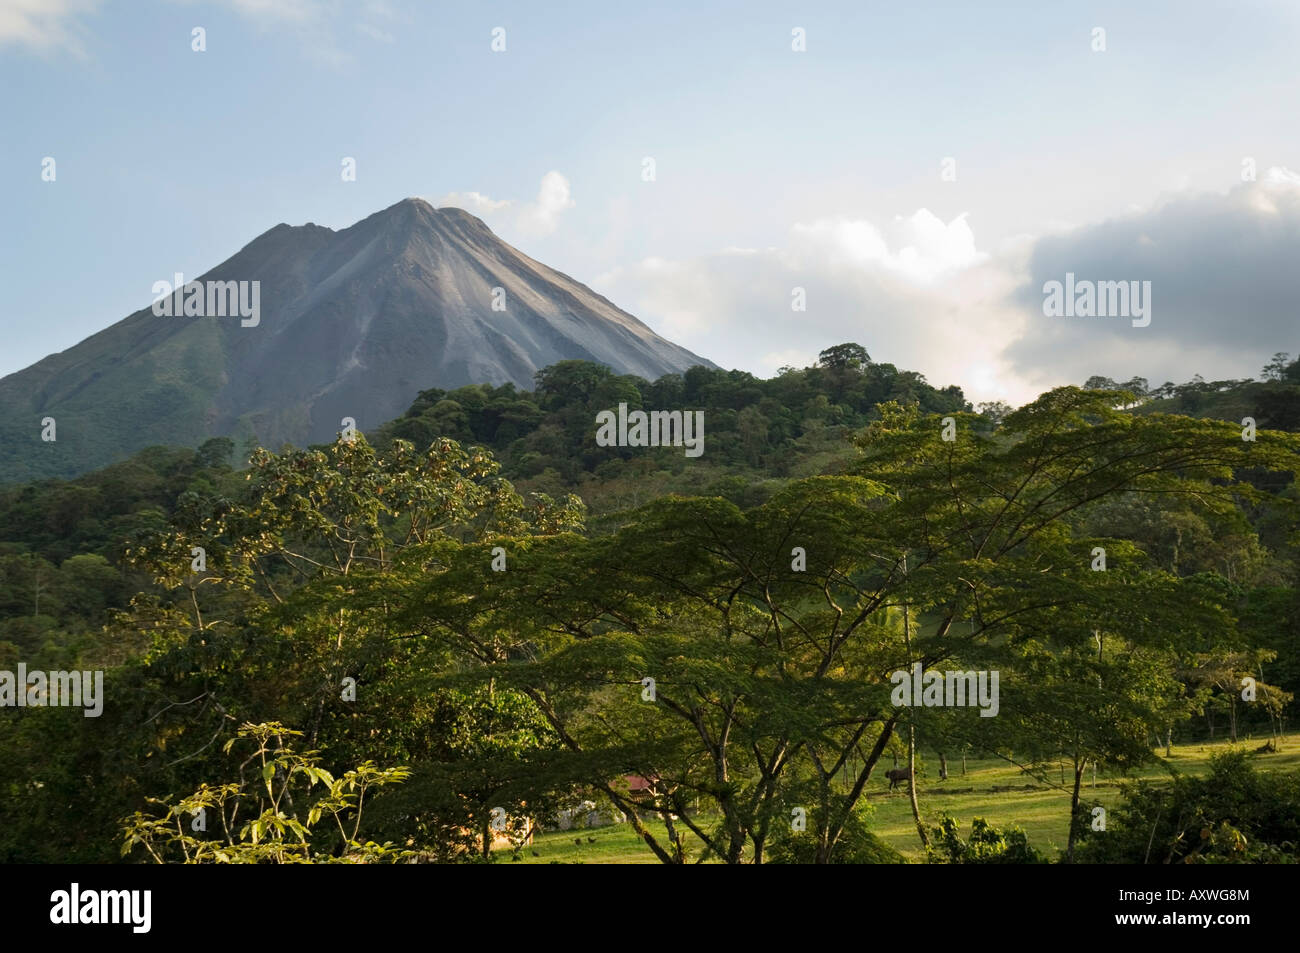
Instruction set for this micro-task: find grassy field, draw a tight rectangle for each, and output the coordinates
[503,732,1300,864]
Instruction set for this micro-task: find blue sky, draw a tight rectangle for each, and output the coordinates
[3,0,1299,402]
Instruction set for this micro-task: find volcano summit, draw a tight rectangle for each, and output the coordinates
[0,198,714,482]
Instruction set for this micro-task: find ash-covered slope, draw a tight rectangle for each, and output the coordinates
[0,198,714,481]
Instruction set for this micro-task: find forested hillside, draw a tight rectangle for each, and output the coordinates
[2,347,1299,864]
[373,344,970,515]
[0,345,964,665]
[1091,348,1300,431]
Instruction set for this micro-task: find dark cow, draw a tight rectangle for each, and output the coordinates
[885,767,912,791]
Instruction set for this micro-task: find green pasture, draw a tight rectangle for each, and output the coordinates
[506,732,1300,864]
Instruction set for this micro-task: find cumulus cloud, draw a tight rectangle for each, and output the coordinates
[1004,168,1300,392]
[0,0,101,55]
[594,211,1034,403]
[593,172,1300,405]
[438,191,511,216]
[516,171,576,237]
[436,171,575,239]
[788,210,987,282]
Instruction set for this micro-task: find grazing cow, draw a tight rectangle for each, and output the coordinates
[885,767,912,791]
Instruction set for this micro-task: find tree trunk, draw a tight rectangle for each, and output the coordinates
[938,751,948,781]
[1165,725,1172,758]
[906,720,927,847]
[901,553,928,848]
[815,782,834,864]
[816,714,899,862]
[663,811,684,863]
[1065,756,1085,863]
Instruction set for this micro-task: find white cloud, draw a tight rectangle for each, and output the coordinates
[0,0,101,55]
[593,170,1300,405]
[595,211,1036,404]
[436,170,575,239]
[789,210,987,283]
[516,170,576,237]
[1265,166,1300,188]
[438,191,511,216]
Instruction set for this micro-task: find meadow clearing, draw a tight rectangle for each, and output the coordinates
[512,732,1300,864]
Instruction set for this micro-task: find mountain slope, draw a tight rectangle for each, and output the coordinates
[0,198,714,482]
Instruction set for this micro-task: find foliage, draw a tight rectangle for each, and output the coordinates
[121,722,412,863]
[925,814,1045,864]
[379,386,1299,863]
[3,353,1299,865]
[1074,750,1300,864]
[766,804,903,864]
[372,351,970,498]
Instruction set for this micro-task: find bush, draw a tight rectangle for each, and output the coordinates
[766,806,904,864]
[1074,750,1300,864]
[926,814,1045,864]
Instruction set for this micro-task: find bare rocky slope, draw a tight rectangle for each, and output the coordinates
[0,198,714,481]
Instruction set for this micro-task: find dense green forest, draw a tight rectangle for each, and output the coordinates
[2,345,1299,863]
[372,343,970,518]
